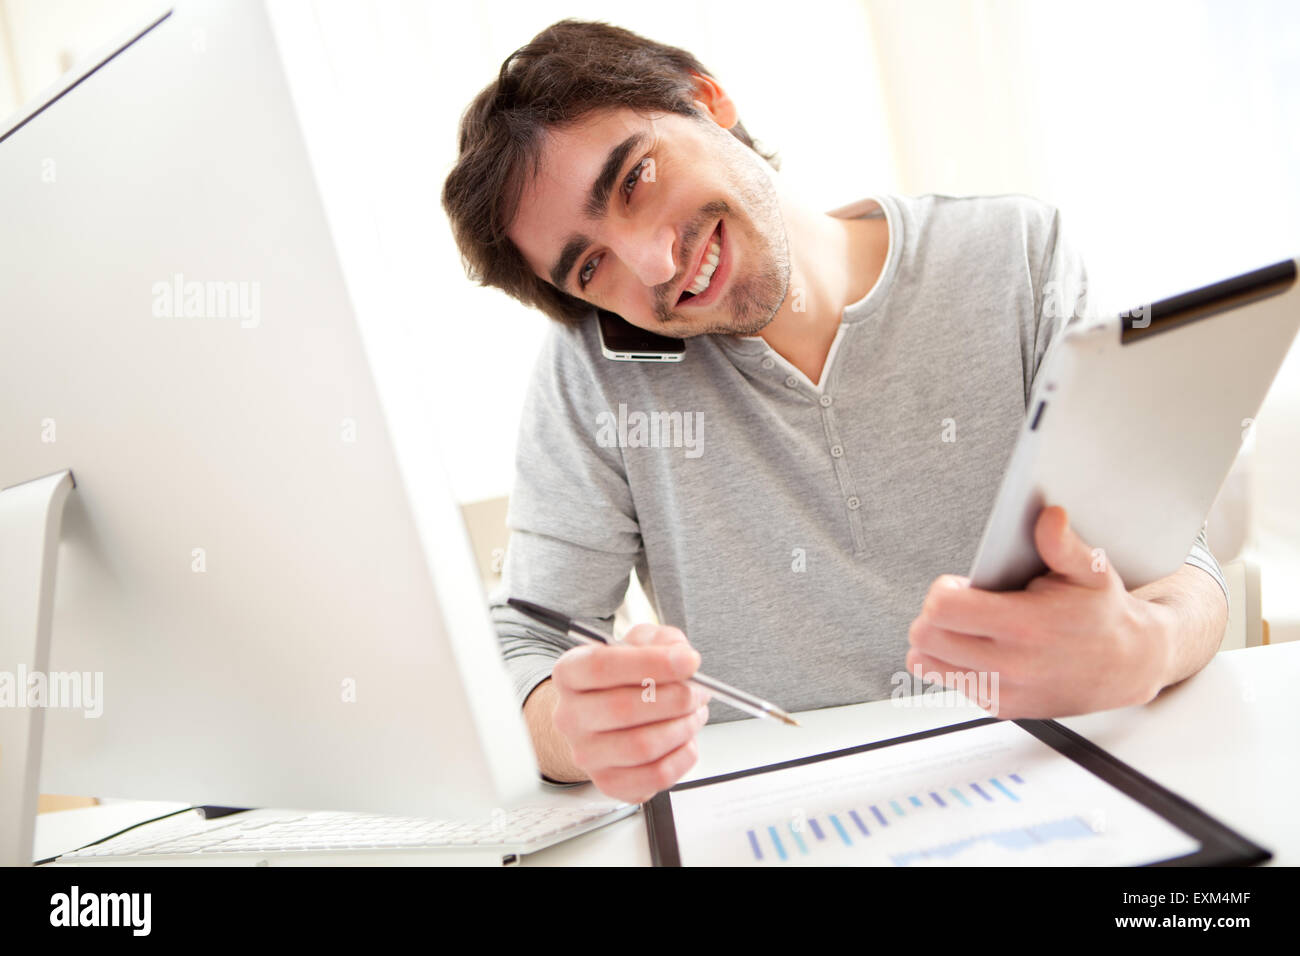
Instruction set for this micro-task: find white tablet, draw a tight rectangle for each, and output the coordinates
[969,258,1299,591]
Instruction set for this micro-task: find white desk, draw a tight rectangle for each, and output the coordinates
[34,643,1297,866]
[524,642,1298,866]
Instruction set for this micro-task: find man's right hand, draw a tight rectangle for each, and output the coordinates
[523,624,710,804]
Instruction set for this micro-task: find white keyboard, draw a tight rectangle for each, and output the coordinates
[59,802,637,862]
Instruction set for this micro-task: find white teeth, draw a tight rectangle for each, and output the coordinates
[685,238,722,297]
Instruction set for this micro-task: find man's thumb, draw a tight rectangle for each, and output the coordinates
[1034,506,1108,587]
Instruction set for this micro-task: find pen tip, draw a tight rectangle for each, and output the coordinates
[781,713,800,727]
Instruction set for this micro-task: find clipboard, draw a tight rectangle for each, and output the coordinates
[645,718,1270,867]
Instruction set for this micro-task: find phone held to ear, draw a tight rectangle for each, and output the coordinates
[596,309,685,362]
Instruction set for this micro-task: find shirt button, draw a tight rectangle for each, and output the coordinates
[831,445,844,458]
[846,496,861,510]
[785,376,798,388]
[819,395,833,407]
[761,357,775,370]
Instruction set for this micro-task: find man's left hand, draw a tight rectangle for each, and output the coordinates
[905,505,1177,719]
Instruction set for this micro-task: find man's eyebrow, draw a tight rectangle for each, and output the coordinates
[548,130,652,291]
[584,131,649,219]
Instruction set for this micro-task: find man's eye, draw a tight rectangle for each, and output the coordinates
[580,157,651,290]
[623,158,650,198]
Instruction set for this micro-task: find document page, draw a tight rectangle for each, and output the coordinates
[668,721,1200,866]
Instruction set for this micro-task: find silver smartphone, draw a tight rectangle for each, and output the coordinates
[596,309,685,362]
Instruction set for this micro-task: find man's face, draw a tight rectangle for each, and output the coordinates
[507,106,791,338]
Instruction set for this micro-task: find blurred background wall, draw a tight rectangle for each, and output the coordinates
[3,0,1297,634]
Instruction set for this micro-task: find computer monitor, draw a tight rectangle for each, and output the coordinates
[0,0,539,863]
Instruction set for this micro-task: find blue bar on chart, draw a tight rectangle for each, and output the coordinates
[788,821,809,855]
[990,777,1020,802]
[767,826,787,861]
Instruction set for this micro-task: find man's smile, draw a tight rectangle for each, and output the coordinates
[676,219,728,308]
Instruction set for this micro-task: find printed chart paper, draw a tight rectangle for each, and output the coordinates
[667,721,1200,866]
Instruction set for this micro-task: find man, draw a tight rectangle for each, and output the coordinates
[441,20,1228,805]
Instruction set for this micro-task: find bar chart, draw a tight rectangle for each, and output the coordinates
[742,772,1045,863]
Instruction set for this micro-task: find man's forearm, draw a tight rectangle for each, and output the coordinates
[522,678,589,783]
[1133,563,1229,690]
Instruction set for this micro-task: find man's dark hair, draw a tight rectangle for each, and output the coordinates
[441,19,778,327]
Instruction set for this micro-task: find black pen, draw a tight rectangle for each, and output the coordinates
[507,597,800,727]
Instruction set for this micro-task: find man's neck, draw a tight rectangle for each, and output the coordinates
[753,196,889,384]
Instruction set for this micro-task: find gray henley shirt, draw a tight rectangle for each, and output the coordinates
[489,192,1226,722]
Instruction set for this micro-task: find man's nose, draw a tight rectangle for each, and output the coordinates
[614,223,678,289]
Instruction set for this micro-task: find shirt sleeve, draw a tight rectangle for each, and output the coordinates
[1184,523,1229,607]
[489,322,643,710]
[1028,204,1229,602]
[1029,204,1089,401]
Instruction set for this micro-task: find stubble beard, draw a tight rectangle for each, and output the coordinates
[658,147,791,338]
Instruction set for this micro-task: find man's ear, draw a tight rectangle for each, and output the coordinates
[688,71,738,130]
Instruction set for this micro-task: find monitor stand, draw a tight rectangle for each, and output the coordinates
[0,470,76,866]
